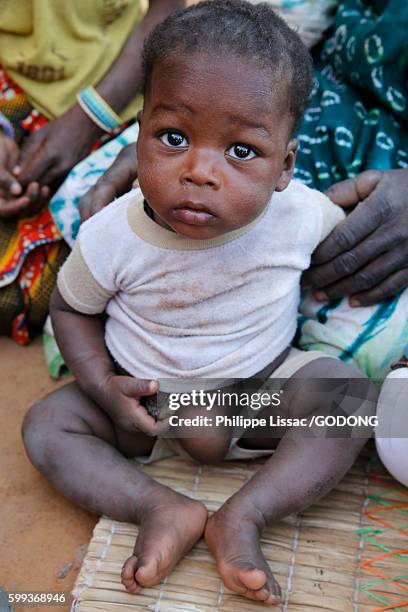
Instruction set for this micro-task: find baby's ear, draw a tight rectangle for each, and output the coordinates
[275,138,298,192]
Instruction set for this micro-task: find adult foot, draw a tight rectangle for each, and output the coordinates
[205,501,281,605]
[121,489,208,593]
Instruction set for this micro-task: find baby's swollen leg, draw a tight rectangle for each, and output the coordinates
[205,437,365,606]
[205,358,377,606]
[22,381,157,519]
[22,382,207,592]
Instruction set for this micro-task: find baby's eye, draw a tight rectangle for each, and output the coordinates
[159,131,188,148]
[226,144,257,160]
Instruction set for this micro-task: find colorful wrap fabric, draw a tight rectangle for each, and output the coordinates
[0,69,132,344]
[0,69,65,344]
[294,0,408,190]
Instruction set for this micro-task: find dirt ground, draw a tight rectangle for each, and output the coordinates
[0,337,96,611]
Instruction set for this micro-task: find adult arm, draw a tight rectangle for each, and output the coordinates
[11,0,184,213]
[50,287,166,436]
[79,144,137,222]
[302,169,408,306]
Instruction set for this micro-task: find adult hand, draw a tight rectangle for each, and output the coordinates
[0,132,20,195]
[0,132,50,218]
[97,374,168,436]
[79,143,137,222]
[14,104,102,192]
[302,169,408,306]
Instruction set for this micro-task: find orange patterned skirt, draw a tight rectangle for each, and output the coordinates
[0,69,126,344]
[0,69,67,344]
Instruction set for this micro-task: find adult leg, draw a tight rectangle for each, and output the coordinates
[22,382,207,592]
[205,358,377,605]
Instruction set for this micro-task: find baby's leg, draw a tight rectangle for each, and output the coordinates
[22,382,207,592]
[205,358,376,605]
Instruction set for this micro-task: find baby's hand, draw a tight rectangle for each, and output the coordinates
[98,375,168,436]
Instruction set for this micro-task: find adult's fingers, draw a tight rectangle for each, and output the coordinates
[0,133,19,165]
[325,170,383,207]
[79,145,138,223]
[0,182,40,218]
[114,143,137,173]
[0,168,22,195]
[0,137,22,193]
[40,184,51,201]
[79,182,116,223]
[350,269,408,307]
[39,163,70,190]
[312,188,390,265]
[303,228,396,289]
[311,246,408,301]
[20,182,50,216]
[0,182,48,218]
[17,134,53,185]
[0,194,30,218]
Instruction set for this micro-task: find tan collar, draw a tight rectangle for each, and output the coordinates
[126,190,268,251]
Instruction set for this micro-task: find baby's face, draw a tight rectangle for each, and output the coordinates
[137,52,297,239]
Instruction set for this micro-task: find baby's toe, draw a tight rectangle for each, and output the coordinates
[239,568,280,604]
[237,567,268,591]
[135,555,162,587]
[121,555,142,593]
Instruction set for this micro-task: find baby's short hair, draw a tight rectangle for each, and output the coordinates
[142,0,313,132]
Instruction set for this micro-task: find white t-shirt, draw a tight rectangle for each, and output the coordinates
[58,181,344,389]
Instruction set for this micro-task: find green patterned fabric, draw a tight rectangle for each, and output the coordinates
[294,0,408,191]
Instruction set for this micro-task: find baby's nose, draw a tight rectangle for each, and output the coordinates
[180,149,221,189]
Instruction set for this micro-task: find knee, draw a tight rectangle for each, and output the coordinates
[309,357,377,401]
[330,360,378,416]
[22,399,61,470]
[284,357,378,422]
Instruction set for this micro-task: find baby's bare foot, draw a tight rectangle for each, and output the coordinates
[205,502,281,605]
[121,489,208,593]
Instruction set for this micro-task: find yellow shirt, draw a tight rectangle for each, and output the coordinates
[0,0,147,119]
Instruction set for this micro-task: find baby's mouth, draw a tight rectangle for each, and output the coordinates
[171,202,216,226]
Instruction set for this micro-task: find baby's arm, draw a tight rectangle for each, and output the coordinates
[50,288,166,436]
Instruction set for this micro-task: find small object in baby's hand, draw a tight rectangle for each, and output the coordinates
[143,395,161,420]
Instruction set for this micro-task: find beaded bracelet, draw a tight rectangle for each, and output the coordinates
[76,86,122,133]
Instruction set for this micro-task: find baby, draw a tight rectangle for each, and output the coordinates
[23,0,376,605]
